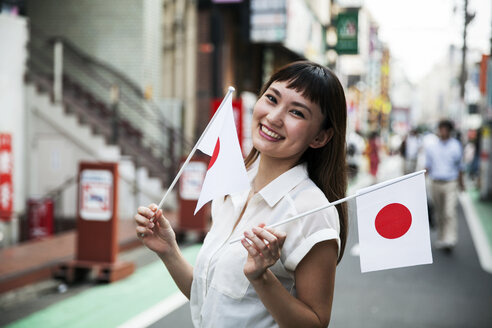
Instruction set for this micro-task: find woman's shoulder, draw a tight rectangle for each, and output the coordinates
[289,178,330,211]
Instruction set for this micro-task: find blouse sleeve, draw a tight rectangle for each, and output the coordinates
[281,188,340,272]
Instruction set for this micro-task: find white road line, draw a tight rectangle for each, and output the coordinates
[117,292,189,328]
[459,193,492,274]
[350,243,360,257]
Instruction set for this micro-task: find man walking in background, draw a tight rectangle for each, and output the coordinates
[402,128,421,174]
[425,119,464,252]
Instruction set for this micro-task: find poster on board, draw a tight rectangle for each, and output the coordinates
[79,169,114,221]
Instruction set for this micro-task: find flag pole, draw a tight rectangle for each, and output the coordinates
[229,170,426,244]
[152,86,235,217]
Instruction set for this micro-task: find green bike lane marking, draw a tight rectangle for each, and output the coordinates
[469,189,492,251]
[6,244,202,328]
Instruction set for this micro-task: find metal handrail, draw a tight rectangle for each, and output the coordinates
[27,29,192,186]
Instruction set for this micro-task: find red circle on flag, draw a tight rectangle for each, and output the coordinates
[208,138,220,169]
[374,203,412,239]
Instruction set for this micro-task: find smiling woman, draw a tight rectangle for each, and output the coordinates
[250,81,330,167]
[135,61,348,328]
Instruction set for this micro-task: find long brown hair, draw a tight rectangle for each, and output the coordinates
[244,61,348,263]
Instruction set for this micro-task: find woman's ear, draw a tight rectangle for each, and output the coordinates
[309,128,334,149]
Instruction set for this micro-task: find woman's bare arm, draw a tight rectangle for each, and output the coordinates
[243,227,337,327]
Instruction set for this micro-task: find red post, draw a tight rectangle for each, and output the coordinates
[77,162,119,263]
[55,162,134,283]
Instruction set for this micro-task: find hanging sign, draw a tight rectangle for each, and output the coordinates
[336,10,359,55]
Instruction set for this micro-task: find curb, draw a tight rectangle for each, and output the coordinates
[459,192,492,274]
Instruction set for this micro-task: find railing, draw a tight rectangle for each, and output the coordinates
[27,28,192,185]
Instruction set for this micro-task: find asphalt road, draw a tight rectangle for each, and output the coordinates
[328,198,492,328]
[152,157,492,327]
[3,156,492,327]
[148,198,492,328]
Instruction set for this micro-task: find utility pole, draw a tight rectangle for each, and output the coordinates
[460,0,475,100]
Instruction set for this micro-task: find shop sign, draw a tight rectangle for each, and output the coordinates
[250,0,287,43]
[336,11,359,55]
[0,133,13,221]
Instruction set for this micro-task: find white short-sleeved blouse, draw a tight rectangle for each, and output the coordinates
[190,163,340,328]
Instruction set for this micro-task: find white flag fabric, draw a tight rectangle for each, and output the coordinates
[356,171,433,273]
[194,95,250,214]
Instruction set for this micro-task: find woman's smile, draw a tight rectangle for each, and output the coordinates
[259,124,284,141]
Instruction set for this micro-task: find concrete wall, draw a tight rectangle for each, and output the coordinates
[27,0,163,98]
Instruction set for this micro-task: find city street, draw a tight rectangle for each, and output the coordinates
[329,156,492,327]
[2,156,492,328]
[2,1,492,327]
[153,156,492,328]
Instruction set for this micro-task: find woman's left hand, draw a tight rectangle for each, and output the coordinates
[241,224,287,282]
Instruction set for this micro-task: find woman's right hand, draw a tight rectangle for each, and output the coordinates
[135,203,177,257]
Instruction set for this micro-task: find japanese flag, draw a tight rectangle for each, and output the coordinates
[356,171,433,273]
[194,94,250,214]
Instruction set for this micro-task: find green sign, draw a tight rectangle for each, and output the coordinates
[336,11,358,55]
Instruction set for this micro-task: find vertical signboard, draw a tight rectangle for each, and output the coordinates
[0,133,13,221]
[179,161,207,201]
[487,57,492,119]
[479,55,488,95]
[56,161,134,284]
[77,162,118,263]
[178,157,210,233]
[336,10,359,55]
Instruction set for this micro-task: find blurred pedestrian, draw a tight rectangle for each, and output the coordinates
[464,128,480,185]
[401,128,421,174]
[135,61,348,327]
[425,119,464,252]
[365,131,380,181]
[347,129,365,180]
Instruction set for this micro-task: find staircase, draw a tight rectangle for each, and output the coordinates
[26,31,191,187]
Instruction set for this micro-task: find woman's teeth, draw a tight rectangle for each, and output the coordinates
[261,125,282,140]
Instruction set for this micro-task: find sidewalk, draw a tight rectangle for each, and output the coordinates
[0,218,142,295]
[460,188,492,274]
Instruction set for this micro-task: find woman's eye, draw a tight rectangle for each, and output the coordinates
[266,94,277,104]
[291,109,305,118]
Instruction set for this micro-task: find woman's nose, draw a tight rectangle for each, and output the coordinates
[266,107,284,127]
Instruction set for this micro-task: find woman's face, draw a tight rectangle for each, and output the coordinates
[251,81,329,165]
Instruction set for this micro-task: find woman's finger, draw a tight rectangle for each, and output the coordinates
[265,227,287,248]
[154,209,170,228]
[241,238,259,256]
[244,230,270,253]
[253,227,276,243]
[137,206,156,219]
[136,225,153,238]
[134,214,155,229]
[253,227,279,255]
